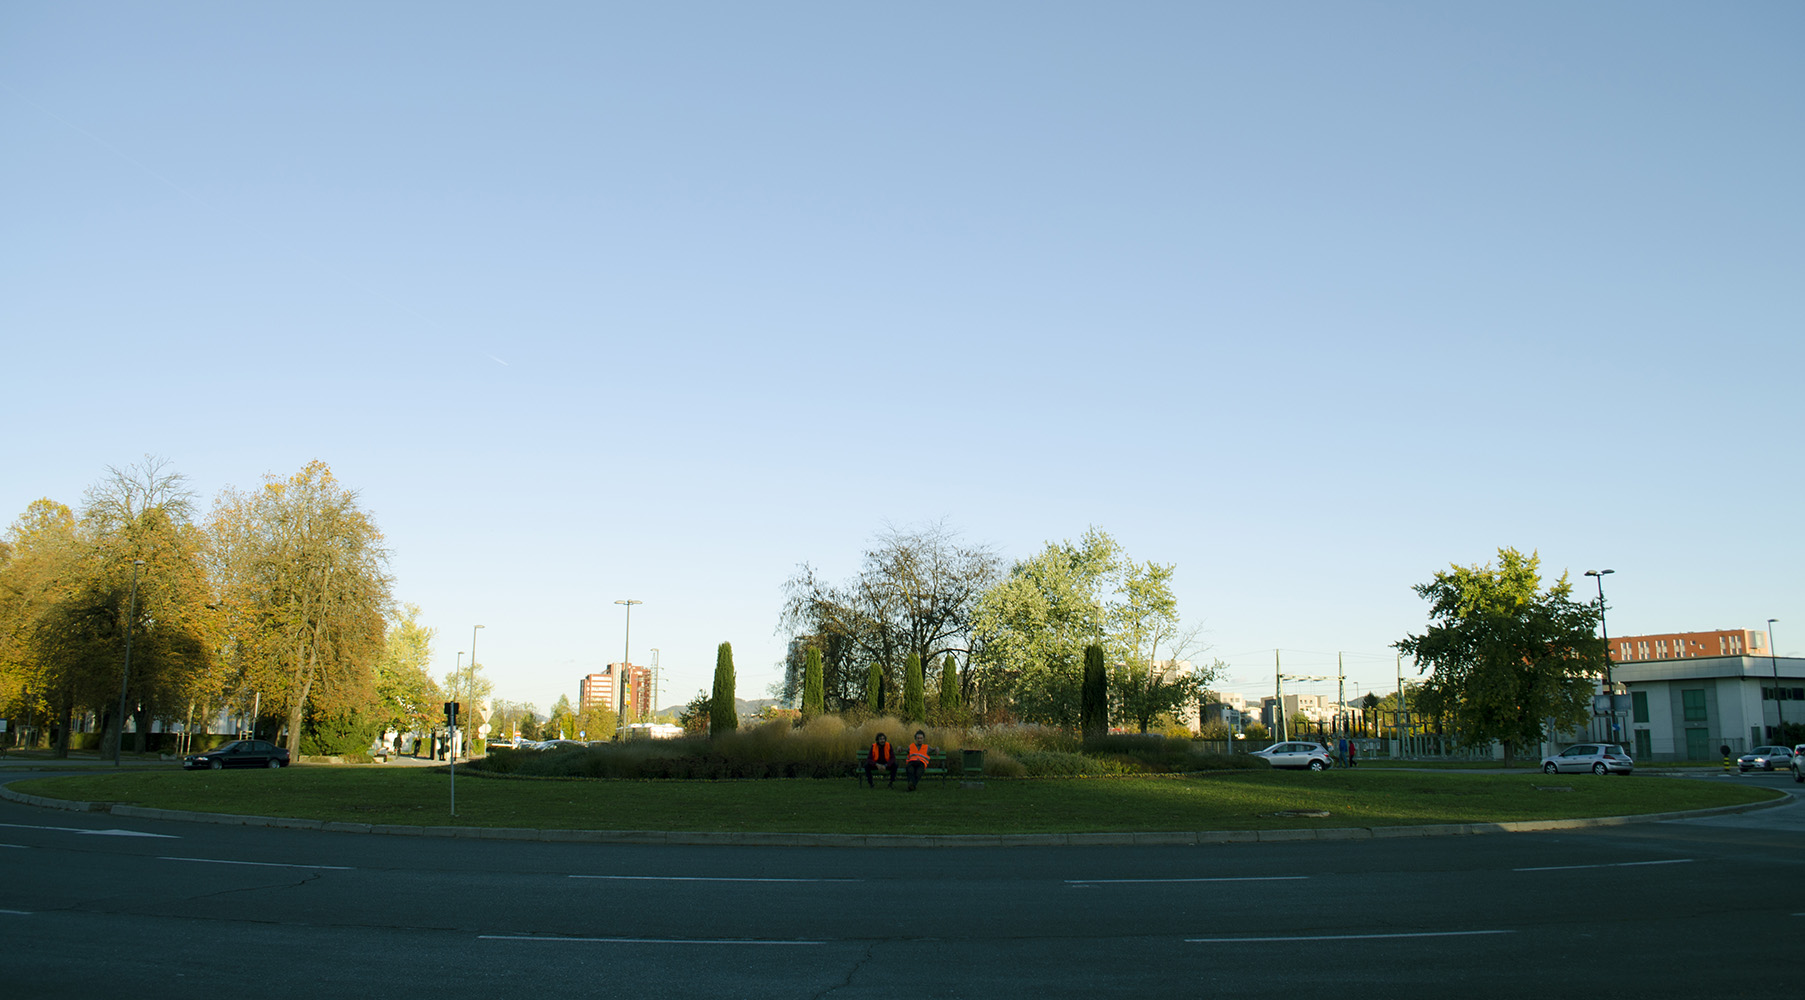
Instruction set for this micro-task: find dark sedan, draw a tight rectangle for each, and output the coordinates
[183,739,290,770]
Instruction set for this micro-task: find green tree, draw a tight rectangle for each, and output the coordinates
[1395,548,1605,766]
[903,652,924,722]
[547,694,576,739]
[938,653,960,715]
[678,690,711,736]
[1081,643,1108,741]
[865,661,883,713]
[801,646,824,720]
[780,522,999,713]
[1113,657,1216,734]
[373,604,440,733]
[575,701,618,742]
[710,642,738,736]
[971,529,1117,726]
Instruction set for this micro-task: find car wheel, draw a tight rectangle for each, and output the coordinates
[1309,759,1326,771]
[1542,763,1557,774]
[267,758,281,769]
[1593,762,1607,775]
[209,759,223,770]
[1794,768,1803,783]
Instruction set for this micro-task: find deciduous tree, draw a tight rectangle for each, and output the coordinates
[1395,548,1604,766]
[207,461,391,757]
[780,522,998,711]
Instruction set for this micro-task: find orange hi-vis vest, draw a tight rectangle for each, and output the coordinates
[869,742,893,764]
[907,742,930,765]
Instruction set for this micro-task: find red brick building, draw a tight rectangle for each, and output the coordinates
[579,663,651,718]
[1610,629,1771,663]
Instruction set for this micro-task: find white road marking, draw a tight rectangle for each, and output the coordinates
[1068,876,1308,885]
[0,909,32,915]
[0,822,176,839]
[481,934,822,946]
[570,875,860,883]
[158,857,354,871]
[1188,929,1515,943]
[0,843,28,849]
[1514,859,1693,872]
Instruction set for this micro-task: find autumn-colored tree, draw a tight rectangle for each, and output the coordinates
[206,461,391,757]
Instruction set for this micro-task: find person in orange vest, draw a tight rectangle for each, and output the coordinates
[864,733,897,788]
[905,729,934,791]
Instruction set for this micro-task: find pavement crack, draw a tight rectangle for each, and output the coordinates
[810,941,876,1000]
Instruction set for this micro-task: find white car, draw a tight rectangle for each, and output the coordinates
[1541,743,1633,775]
[1250,741,1334,771]
[1791,745,1805,784]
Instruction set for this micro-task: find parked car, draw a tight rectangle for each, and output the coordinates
[1250,741,1334,771]
[1792,746,1805,783]
[183,739,290,770]
[1737,746,1794,772]
[1540,743,1634,775]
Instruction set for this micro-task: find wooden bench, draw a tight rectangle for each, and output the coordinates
[852,747,949,785]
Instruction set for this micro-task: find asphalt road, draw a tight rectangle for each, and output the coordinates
[2,771,1801,998]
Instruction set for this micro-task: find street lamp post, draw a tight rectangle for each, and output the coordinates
[467,625,484,758]
[649,648,660,722]
[112,559,144,766]
[1585,569,1616,743]
[615,600,642,720]
[1769,619,1783,737]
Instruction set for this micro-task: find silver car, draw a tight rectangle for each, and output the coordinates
[1792,745,1805,784]
[1540,743,1633,775]
[1251,741,1334,771]
[1737,746,1794,772]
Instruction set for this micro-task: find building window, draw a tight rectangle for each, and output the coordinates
[1631,691,1649,724]
[1681,689,1707,723]
[1638,641,1650,659]
[1729,635,1743,654]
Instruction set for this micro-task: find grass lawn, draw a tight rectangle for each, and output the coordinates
[12,767,1780,835]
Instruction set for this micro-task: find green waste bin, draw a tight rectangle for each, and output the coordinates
[961,748,985,779]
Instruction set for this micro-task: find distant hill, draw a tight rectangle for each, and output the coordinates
[650,697,781,721]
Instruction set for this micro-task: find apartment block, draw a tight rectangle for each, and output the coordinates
[1611,629,1770,663]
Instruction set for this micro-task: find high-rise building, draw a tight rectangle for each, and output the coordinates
[578,663,652,719]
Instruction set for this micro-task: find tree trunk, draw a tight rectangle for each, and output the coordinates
[284,645,316,758]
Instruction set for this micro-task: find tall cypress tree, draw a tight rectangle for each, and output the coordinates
[1081,643,1108,742]
[939,654,960,714]
[802,647,825,720]
[904,653,925,722]
[866,662,884,714]
[710,642,738,737]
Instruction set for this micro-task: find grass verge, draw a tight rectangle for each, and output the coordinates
[11,767,1780,835]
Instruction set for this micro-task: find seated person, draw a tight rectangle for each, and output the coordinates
[864,733,897,787]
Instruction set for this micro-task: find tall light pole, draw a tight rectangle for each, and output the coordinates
[1768,619,1783,737]
[1585,569,1615,743]
[112,559,144,766]
[466,625,484,759]
[615,600,642,719]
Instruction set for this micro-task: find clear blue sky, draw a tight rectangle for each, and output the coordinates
[4,2,1800,715]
